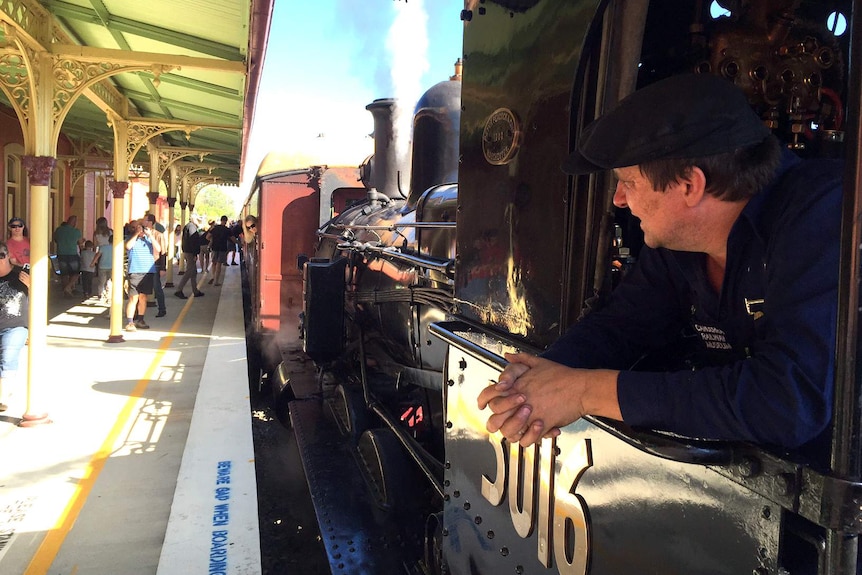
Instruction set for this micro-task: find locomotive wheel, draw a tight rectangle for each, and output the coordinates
[331,384,372,444]
[356,427,413,511]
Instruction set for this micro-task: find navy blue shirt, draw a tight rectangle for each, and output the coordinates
[542,150,842,455]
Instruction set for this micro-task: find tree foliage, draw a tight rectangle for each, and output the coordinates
[193,185,238,224]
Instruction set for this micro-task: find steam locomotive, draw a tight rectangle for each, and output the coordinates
[243,1,862,573]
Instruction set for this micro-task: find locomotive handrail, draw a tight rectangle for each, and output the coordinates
[337,243,455,276]
[429,320,738,466]
[331,221,457,231]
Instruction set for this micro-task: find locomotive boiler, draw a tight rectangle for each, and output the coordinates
[250,1,862,574]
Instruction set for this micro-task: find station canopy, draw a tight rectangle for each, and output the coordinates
[0,0,273,183]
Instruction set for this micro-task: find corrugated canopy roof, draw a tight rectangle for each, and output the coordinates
[0,0,272,183]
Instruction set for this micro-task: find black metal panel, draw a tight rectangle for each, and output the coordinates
[455,0,603,348]
[438,337,781,575]
[289,399,423,574]
[303,258,346,362]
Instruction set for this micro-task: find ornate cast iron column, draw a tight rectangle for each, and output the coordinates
[107,180,129,343]
[19,155,56,427]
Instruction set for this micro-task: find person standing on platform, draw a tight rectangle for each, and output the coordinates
[124,218,160,331]
[173,224,182,265]
[0,241,29,412]
[199,221,212,276]
[93,216,112,250]
[227,220,240,265]
[6,218,29,267]
[54,215,83,297]
[92,216,112,301]
[174,215,205,299]
[92,233,113,303]
[206,215,231,286]
[145,213,168,317]
[79,240,97,298]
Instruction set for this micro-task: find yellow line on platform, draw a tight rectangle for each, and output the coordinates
[24,300,195,575]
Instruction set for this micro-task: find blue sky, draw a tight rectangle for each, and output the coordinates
[241,0,464,191]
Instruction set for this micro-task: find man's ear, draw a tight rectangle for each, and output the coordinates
[680,166,707,207]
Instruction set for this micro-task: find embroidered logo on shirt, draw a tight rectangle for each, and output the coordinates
[744,298,765,320]
[693,323,732,350]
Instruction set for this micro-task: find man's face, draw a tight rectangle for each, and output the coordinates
[612,165,688,250]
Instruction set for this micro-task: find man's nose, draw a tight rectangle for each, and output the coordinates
[612,182,628,208]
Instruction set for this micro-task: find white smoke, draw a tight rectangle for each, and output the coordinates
[386,0,430,171]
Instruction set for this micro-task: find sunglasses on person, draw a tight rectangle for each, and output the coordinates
[8,224,23,229]
[247,223,256,230]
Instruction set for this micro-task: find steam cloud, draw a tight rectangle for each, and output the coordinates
[386,0,430,170]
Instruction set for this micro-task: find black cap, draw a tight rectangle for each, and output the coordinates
[562,74,771,174]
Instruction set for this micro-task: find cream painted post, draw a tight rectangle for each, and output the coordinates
[107,181,128,342]
[19,156,55,426]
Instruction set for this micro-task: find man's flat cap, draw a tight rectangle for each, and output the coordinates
[563,74,771,174]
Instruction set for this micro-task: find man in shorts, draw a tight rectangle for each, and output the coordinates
[144,213,168,317]
[206,215,231,286]
[227,220,239,265]
[124,218,161,331]
[53,215,83,296]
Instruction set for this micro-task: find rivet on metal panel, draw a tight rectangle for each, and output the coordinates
[737,456,761,478]
[453,490,461,498]
[474,516,482,524]
[487,530,495,539]
[761,506,772,520]
[446,421,453,428]
[515,566,524,574]
[447,379,455,387]
[459,358,467,371]
[464,501,471,510]
[500,547,509,556]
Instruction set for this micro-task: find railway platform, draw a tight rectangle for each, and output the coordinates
[0,264,261,575]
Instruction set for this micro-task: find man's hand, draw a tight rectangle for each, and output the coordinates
[477,353,622,447]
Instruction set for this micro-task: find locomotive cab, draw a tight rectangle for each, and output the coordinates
[434,1,861,574]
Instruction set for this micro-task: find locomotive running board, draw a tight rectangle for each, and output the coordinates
[289,399,422,574]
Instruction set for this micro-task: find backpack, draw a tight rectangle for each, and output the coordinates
[182,223,200,253]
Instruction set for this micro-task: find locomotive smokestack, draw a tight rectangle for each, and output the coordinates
[366,98,411,200]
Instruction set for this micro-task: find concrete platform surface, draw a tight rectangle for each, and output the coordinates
[0,264,260,575]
